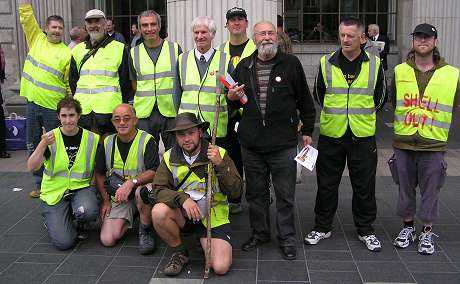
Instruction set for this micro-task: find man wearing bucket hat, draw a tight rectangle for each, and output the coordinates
[151,112,242,276]
[390,23,460,255]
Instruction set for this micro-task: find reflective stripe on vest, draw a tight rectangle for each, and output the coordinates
[104,130,150,177]
[132,41,178,118]
[72,40,124,115]
[393,63,459,142]
[178,50,228,137]
[41,129,99,205]
[19,38,70,110]
[21,71,66,94]
[26,55,64,80]
[163,147,229,228]
[319,51,379,138]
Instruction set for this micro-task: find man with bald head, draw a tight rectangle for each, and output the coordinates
[94,103,160,255]
[228,21,316,260]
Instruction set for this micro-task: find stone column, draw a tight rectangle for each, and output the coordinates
[166,0,278,51]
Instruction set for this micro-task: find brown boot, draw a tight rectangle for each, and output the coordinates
[29,189,40,198]
[163,251,189,276]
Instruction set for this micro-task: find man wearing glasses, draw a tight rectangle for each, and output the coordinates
[94,103,159,255]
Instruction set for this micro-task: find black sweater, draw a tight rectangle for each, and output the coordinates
[229,50,316,153]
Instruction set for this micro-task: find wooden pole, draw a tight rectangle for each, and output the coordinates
[203,87,221,278]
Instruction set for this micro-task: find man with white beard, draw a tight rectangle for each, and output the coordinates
[70,9,131,137]
[227,21,316,260]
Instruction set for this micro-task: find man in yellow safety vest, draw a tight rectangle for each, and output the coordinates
[390,23,460,255]
[305,17,387,252]
[18,0,72,198]
[129,10,182,151]
[27,97,99,250]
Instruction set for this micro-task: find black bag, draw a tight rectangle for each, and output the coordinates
[388,153,399,185]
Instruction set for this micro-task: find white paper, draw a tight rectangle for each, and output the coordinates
[295,145,318,171]
[12,187,23,192]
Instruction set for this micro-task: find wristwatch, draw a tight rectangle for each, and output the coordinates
[132,178,139,186]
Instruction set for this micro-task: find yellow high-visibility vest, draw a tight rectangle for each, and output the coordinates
[178,49,229,138]
[41,128,99,205]
[394,62,459,142]
[131,41,179,118]
[163,147,229,228]
[319,51,380,138]
[72,40,124,115]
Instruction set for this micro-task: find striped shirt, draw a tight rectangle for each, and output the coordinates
[256,58,274,118]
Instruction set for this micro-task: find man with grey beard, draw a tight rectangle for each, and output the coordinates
[70,9,131,137]
[228,21,316,260]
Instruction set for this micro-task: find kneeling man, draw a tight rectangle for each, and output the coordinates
[95,103,159,254]
[151,113,242,276]
[27,97,99,250]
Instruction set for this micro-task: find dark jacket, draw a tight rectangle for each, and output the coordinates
[152,139,242,208]
[229,50,316,153]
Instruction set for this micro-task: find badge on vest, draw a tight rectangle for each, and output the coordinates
[275,76,281,82]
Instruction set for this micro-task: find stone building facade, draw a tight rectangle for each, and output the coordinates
[1,0,459,105]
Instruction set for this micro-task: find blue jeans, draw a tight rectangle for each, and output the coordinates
[26,102,59,188]
[40,187,99,250]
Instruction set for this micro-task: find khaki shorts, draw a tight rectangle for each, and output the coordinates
[108,200,138,228]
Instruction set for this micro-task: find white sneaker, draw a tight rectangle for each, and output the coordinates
[393,227,417,249]
[304,230,331,245]
[418,230,438,255]
[358,234,382,252]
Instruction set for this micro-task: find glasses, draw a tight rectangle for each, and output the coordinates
[255,31,276,37]
[111,116,133,123]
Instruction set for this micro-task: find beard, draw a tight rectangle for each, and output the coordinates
[88,30,105,43]
[257,41,278,58]
[414,46,435,57]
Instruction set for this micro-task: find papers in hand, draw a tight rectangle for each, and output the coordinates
[295,145,318,171]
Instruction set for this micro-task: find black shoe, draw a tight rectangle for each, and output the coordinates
[280,246,297,260]
[242,235,270,252]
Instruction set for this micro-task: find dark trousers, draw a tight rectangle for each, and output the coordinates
[226,114,243,204]
[242,146,297,246]
[137,105,175,151]
[79,112,115,137]
[394,148,446,224]
[26,102,59,188]
[0,90,5,152]
[314,135,377,236]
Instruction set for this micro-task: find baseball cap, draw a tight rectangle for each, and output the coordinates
[226,7,247,20]
[85,9,106,20]
[411,23,437,38]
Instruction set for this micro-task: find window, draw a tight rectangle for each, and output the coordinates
[102,0,167,43]
[283,0,396,44]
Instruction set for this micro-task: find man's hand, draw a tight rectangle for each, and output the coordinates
[100,199,111,221]
[182,198,202,222]
[302,135,312,146]
[227,83,245,101]
[41,127,55,146]
[207,144,223,166]
[115,180,134,203]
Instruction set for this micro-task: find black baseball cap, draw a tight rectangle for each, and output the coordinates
[411,23,438,38]
[226,7,247,20]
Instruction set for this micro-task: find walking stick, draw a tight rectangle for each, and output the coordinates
[204,86,222,279]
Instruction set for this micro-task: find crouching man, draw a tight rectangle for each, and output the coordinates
[27,97,99,250]
[151,113,242,276]
[95,103,159,254]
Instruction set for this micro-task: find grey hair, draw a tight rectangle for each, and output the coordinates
[191,16,216,35]
[252,20,276,38]
[368,24,379,33]
[138,10,162,29]
[69,26,83,40]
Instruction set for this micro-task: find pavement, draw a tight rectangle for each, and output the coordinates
[0,104,460,283]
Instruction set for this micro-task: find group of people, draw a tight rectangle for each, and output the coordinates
[15,0,459,278]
